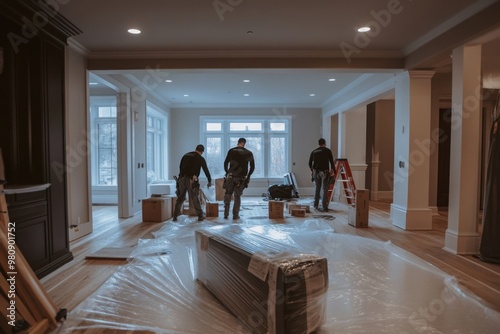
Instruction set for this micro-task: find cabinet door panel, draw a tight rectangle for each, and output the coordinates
[17,216,50,272]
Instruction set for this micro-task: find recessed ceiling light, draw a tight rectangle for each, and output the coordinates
[357,26,370,32]
[128,28,141,34]
[244,94,250,97]
[89,82,98,85]
[328,78,336,82]
[243,79,250,83]
[165,79,172,83]
[309,93,316,97]
[183,94,189,97]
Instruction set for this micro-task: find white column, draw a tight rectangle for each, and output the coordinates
[444,45,482,254]
[338,111,347,159]
[371,155,380,201]
[117,92,134,218]
[322,114,331,146]
[390,71,435,230]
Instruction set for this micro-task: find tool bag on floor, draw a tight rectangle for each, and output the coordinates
[267,184,294,200]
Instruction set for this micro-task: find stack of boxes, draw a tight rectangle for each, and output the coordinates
[142,182,176,222]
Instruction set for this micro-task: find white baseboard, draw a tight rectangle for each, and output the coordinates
[92,194,118,205]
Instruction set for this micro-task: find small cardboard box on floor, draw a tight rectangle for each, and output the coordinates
[291,208,306,217]
[206,202,219,217]
[348,189,369,228]
[142,197,172,222]
[268,200,284,219]
[287,204,310,214]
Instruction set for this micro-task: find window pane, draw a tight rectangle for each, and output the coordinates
[98,149,117,185]
[98,106,117,118]
[206,122,222,131]
[146,113,167,182]
[229,122,262,131]
[270,122,286,131]
[98,123,116,148]
[98,106,109,117]
[206,137,224,177]
[269,137,286,177]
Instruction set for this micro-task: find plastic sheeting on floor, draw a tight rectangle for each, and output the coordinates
[55,218,500,333]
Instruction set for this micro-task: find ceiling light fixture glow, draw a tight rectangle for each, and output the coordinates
[244,93,250,96]
[243,79,250,83]
[165,79,172,83]
[183,94,189,97]
[309,93,315,97]
[357,26,371,32]
[328,78,336,82]
[128,28,141,34]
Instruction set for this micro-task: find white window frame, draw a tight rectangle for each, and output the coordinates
[146,103,168,182]
[200,115,292,179]
[90,97,118,188]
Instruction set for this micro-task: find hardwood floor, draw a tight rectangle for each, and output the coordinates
[40,198,500,319]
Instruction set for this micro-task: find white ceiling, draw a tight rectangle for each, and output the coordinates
[58,0,500,107]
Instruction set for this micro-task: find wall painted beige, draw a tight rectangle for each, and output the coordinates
[65,47,91,240]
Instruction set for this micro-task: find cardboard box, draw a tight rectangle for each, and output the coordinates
[268,200,284,219]
[142,197,172,222]
[215,178,225,201]
[291,208,306,217]
[166,195,176,217]
[287,204,310,214]
[206,202,219,217]
[348,189,369,228]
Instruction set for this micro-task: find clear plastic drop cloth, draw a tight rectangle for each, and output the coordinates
[55,218,500,334]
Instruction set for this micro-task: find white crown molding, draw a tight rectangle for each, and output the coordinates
[170,103,322,109]
[86,49,403,60]
[67,38,90,56]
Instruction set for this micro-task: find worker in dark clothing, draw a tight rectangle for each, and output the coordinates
[173,144,212,221]
[223,138,255,219]
[309,138,335,212]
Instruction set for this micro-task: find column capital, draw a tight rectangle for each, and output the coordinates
[408,70,435,79]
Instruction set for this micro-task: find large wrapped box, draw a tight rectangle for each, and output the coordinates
[142,197,172,222]
[196,226,328,334]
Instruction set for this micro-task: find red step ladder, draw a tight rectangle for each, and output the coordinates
[328,159,357,205]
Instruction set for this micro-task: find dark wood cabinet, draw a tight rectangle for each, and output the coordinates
[0,0,81,278]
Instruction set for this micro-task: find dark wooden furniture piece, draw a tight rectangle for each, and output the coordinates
[0,0,81,278]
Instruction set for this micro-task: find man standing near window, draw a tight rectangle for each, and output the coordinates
[223,138,255,219]
[173,144,212,221]
[309,138,335,212]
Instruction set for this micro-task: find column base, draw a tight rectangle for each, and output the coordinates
[444,229,480,255]
[429,206,439,216]
[390,204,433,230]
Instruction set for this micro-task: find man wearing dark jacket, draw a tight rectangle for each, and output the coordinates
[223,138,255,219]
[173,144,212,221]
[309,138,335,212]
